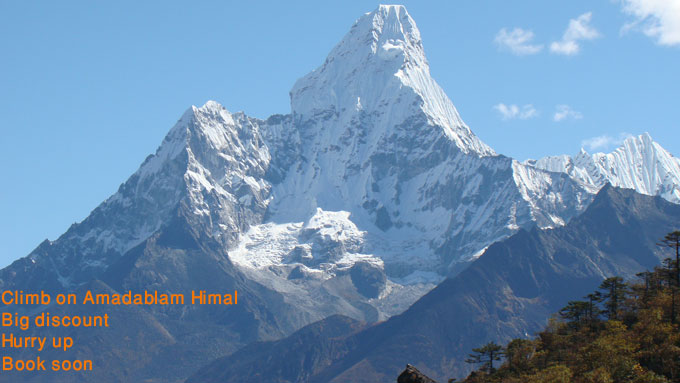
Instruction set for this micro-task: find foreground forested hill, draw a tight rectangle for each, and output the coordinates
[458,234,680,383]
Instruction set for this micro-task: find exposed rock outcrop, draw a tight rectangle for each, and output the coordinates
[398,364,437,383]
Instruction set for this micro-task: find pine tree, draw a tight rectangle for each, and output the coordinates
[559,300,590,325]
[465,342,505,373]
[598,277,628,321]
[658,230,680,285]
[504,339,535,373]
[659,231,680,324]
[636,271,655,307]
[585,292,602,322]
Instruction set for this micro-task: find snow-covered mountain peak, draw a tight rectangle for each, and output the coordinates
[579,133,657,159]
[187,101,242,149]
[532,133,680,203]
[611,132,654,158]
[289,4,423,117]
[191,100,233,121]
[290,4,492,158]
[141,100,237,176]
[363,4,425,64]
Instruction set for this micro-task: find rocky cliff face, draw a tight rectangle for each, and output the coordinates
[397,365,437,383]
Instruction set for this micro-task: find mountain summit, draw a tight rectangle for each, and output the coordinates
[290,5,493,156]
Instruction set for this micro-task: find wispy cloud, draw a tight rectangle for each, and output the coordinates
[494,103,538,120]
[581,133,634,152]
[550,12,601,55]
[553,105,583,122]
[619,0,680,46]
[494,28,544,55]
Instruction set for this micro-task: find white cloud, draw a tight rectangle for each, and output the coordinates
[553,105,583,122]
[494,103,538,120]
[620,0,680,46]
[550,12,601,55]
[581,133,634,152]
[494,28,544,55]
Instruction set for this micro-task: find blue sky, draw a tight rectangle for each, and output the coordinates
[1,0,678,267]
